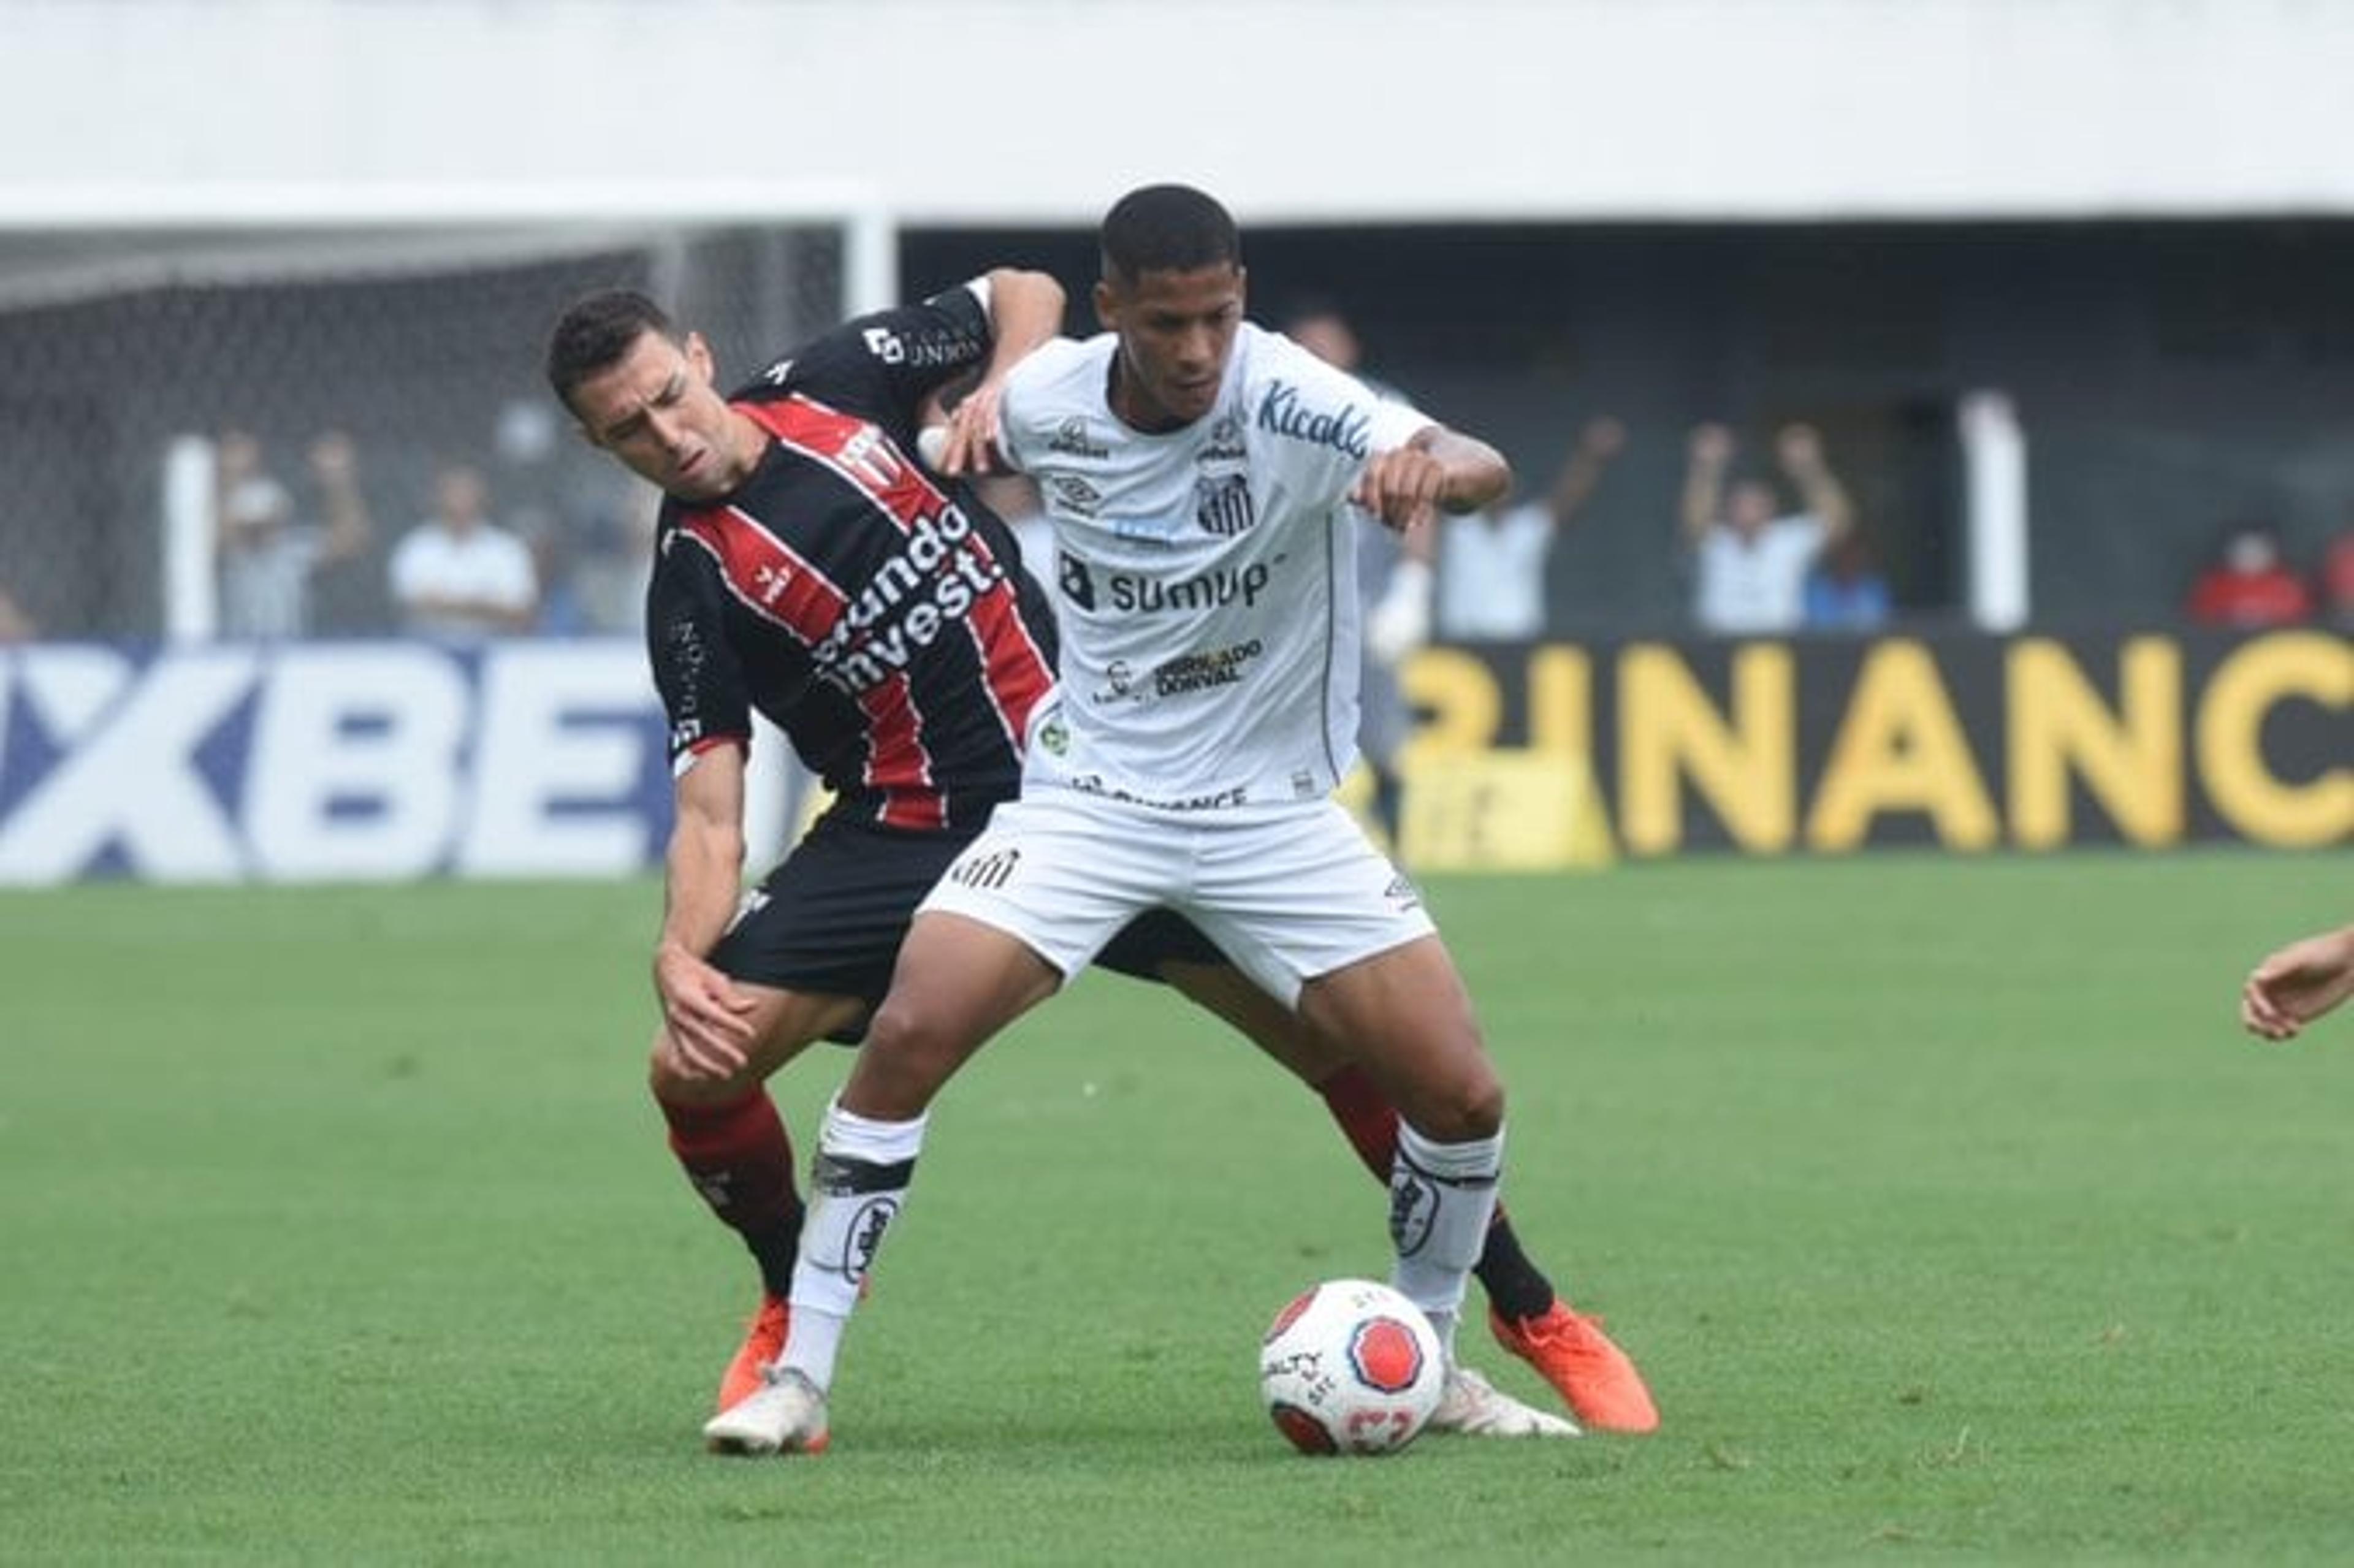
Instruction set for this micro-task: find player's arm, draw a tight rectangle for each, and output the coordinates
[644,541,760,1077]
[928,268,1066,476]
[1355,424,1512,535]
[2241,923,2354,1041]
[653,740,760,1077]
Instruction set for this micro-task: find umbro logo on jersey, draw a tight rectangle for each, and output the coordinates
[1048,416,1110,459]
[950,846,1021,891]
[1046,474,1103,518]
[1194,473,1256,536]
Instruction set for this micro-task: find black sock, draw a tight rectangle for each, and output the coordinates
[1474,1206,1557,1322]
[746,1204,806,1301]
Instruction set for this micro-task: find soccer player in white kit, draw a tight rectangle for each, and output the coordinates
[707,184,1655,1455]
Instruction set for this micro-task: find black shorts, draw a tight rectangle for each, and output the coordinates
[709,813,1230,1038]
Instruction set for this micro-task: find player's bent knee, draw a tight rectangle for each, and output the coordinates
[848,1003,970,1118]
[1406,1069,1504,1143]
[648,1037,748,1105]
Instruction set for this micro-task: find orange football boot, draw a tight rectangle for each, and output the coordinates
[715,1295,790,1415]
[1490,1303,1659,1434]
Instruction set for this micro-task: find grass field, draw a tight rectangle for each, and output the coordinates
[3,849,2350,1564]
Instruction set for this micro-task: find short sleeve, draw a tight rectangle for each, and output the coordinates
[644,527,753,774]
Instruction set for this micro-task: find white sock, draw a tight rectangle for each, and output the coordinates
[780,1095,929,1394]
[1388,1120,1504,1359]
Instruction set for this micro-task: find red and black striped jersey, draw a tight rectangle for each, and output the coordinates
[647,283,1059,833]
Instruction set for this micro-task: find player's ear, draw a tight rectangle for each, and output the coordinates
[1092,277,1119,333]
[684,330,717,382]
[1233,265,1247,314]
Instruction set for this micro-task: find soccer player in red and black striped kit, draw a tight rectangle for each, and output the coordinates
[542,270,1656,1447]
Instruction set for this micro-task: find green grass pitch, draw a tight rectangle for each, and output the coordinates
[2,849,2349,1564]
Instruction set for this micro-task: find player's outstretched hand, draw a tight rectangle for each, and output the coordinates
[654,942,758,1078]
[2239,924,2354,1041]
[921,379,1008,478]
[1354,446,1452,535]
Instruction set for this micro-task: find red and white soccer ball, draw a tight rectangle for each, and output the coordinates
[1259,1278,1444,1456]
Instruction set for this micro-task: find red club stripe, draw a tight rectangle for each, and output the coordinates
[745,395,1054,828]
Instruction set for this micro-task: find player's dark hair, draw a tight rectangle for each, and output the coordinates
[544,289,676,409]
[1100,184,1241,284]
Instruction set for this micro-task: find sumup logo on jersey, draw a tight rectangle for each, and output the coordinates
[1107,561,1272,614]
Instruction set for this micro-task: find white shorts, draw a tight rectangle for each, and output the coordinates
[918,789,1436,1008]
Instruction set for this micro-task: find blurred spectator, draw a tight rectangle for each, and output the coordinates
[2184,521,2312,628]
[2322,526,2354,622]
[1435,416,1625,643]
[388,462,539,637]
[215,430,373,639]
[0,579,36,642]
[493,395,653,637]
[1681,421,1854,636]
[1282,299,1430,847]
[1803,531,1894,632]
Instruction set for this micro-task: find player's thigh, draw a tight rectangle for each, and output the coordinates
[848,911,1064,1117]
[1183,802,1436,1010]
[1300,935,1501,1141]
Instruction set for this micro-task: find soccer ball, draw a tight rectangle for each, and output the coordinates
[1258,1278,1444,1456]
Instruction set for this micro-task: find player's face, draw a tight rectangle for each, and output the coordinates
[1096,262,1246,432]
[570,329,753,501]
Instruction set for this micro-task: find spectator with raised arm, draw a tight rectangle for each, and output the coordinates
[1682,421,1853,636]
[216,429,373,639]
[1436,416,1625,644]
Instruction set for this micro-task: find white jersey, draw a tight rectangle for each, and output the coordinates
[1000,323,1430,812]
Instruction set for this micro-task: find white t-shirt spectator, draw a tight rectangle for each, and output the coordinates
[1438,503,1553,641]
[389,523,538,636]
[1694,515,1828,634]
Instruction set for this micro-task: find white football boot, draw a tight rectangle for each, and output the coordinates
[703,1366,831,1455]
[1428,1364,1582,1438]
